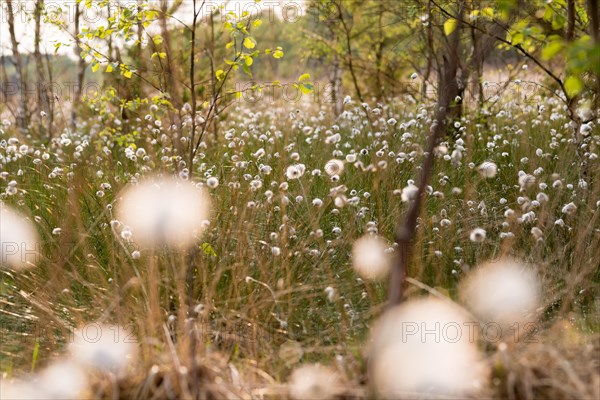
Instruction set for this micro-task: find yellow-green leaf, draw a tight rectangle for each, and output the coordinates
[252,19,262,28]
[481,7,494,18]
[541,40,564,60]
[273,49,284,59]
[245,56,253,66]
[243,37,256,49]
[444,18,458,36]
[123,69,133,79]
[298,73,310,82]
[91,62,99,73]
[201,242,217,257]
[216,69,225,81]
[299,83,314,94]
[564,75,583,98]
[511,33,524,46]
[106,63,114,73]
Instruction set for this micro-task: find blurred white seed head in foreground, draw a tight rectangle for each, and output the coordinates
[368,298,486,399]
[288,363,342,400]
[460,259,541,331]
[0,360,88,399]
[0,205,39,270]
[69,324,138,375]
[116,176,210,247]
[352,234,391,281]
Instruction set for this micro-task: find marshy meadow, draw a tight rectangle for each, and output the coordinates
[0,0,599,399]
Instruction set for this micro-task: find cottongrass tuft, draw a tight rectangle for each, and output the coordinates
[351,234,391,280]
[469,228,486,243]
[116,176,210,247]
[286,164,306,180]
[0,205,39,270]
[324,159,344,176]
[400,184,419,203]
[460,259,541,333]
[69,324,138,376]
[477,161,498,178]
[368,298,486,399]
[561,202,577,215]
[1,360,88,399]
[288,363,342,400]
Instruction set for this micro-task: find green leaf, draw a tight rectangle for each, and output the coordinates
[541,40,564,60]
[31,341,40,373]
[481,7,494,19]
[564,75,583,98]
[300,83,314,94]
[243,63,252,77]
[511,33,524,46]
[201,242,217,257]
[444,18,458,36]
[243,36,256,49]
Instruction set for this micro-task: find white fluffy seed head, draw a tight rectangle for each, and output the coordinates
[2,360,88,399]
[69,324,138,375]
[0,205,40,270]
[519,174,536,190]
[369,298,486,399]
[38,360,88,399]
[477,161,498,178]
[206,176,219,188]
[324,159,344,177]
[469,228,486,243]
[459,259,541,333]
[286,164,306,180]
[288,364,342,400]
[561,202,577,215]
[401,185,419,203]
[116,176,210,247]
[352,234,391,280]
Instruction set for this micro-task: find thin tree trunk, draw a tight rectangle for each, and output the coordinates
[209,11,219,140]
[72,2,86,129]
[34,0,47,136]
[375,3,384,100]
[160,0,181,107]
[422,0,434,100]
[6,0,28,130]
[189,0,199,172]
[135,0,143,98]
[567,0,576,40]
[331,55,343,115]
[389,4,463,306]
[587,0,600,106]
[335,2,364,103]
[44,52,55,138]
